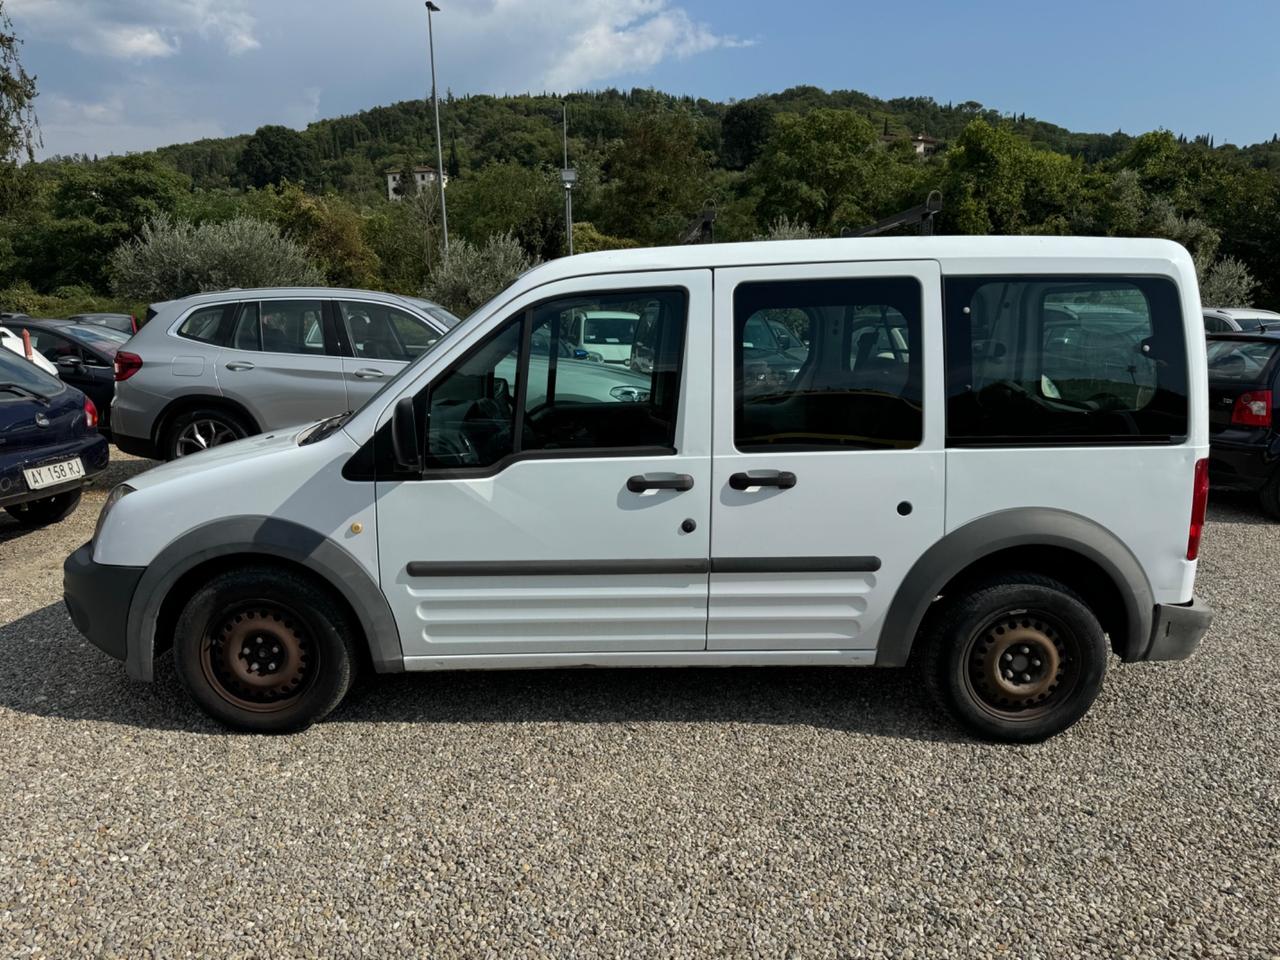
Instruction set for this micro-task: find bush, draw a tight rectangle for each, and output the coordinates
[572,221,641,253]
[0,281,134,318]
[423,232,535,317]
[110,215,324,303]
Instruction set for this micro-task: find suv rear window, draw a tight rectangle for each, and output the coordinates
[944,276,1189,445]
[1207,339,1280,382]
[176,305,235,346]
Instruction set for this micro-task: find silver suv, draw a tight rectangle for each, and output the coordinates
[112,288,459,460]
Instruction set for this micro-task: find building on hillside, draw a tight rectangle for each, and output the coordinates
[385,166,448,201]
[880,132,941,157]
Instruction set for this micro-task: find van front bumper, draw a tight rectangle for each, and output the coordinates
[1143,597,1213,662]
[63,542,144,663]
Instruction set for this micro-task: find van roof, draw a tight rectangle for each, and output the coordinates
[517,236,1194,288]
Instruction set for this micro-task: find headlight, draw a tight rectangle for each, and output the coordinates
[610,385,651,403]
[93,483,135,544]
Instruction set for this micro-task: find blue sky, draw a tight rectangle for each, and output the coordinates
[10,0,1280,158]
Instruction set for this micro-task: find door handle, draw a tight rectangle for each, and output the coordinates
[729,470,797,491]
[353,368,385,380]
[224,361,255,372]
[627,473,694,493]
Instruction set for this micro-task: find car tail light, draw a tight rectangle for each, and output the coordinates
[84,396,99,429]
[1230,389,1272,428]
[1187,458,1210,561]
[114,351,142,381]
[130,314,139,334]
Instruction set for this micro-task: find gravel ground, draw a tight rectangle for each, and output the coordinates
[1,451,1278,959]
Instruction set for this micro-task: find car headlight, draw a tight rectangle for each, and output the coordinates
[93,483,135,544]
[610,385,651,403]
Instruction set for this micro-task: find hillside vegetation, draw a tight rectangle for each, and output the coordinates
[6,85,1280,315]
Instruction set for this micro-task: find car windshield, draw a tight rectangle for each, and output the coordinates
[583,315,637,345]
[0,345,63,397]
[1207,339,1280,382]
[403,297,463,329]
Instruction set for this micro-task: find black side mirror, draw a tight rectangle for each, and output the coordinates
[56,356,84,371]
[391,396,423,472]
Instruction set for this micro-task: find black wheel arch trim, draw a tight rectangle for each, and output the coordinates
[124,515,403,681]
[153,394,261,446]
[876,507,1155,667]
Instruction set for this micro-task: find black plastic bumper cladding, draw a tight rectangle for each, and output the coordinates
[62,542,145,662]
[1143,597,1213,662]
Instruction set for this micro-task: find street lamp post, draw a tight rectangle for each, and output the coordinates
[426,1,449,260]
[561,103,576,256]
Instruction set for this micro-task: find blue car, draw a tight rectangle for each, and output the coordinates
[1,347,109,527]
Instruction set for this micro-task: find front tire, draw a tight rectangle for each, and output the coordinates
[173,567,357,733]
[920,574,1107,743]
[5,489,83,527]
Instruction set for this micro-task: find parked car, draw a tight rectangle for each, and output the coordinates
[1205,330,1280,518]
[111,288,461,460]
[1,346,108,527]
[0,325,60,376]
[1202,307,1280,333]
[67,237,1212,741]
[66,312,139,335]
[4,318,130,435]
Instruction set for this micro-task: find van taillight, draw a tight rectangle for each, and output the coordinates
[114,351,142,381]
[84,396,99,429]
[1187,458,1210,561]
[1231,390,1272,428]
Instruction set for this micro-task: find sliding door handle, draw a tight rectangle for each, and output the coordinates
[729,470,797,491]
[627,473,695,493]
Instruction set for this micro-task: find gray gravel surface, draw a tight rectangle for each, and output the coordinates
[1,452,1278,958]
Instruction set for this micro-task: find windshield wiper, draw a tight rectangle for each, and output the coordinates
[0,382,49,404]
[299,411,352,446]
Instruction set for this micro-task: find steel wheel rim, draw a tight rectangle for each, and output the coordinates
[961,608,1081,721]
[200,602,317,713]
[176,419,238,457]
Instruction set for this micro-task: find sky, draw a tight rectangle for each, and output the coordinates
[9,0,1280,159]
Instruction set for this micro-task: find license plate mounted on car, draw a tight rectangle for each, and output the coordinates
[23,458,85,491]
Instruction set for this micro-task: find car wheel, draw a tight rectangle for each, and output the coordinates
[4,490,83,527]
[920,573,1107,743]
[163,407,251,460]
[173,566,358,733]
[1260,472,1280,521]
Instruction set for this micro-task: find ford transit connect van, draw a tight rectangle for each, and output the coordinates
[64,237,1213,741]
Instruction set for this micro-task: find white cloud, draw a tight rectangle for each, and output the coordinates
[10,0,259,59]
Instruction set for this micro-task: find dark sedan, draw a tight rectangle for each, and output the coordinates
[3,318,130,435]
[66,312,138,334]
[1207,331,1280,519]
[0,347,109,527]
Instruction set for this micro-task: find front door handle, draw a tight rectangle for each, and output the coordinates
[353,368,385,380]
[627,473,694,493]
[225,361,255,372]
[729,470,797,491]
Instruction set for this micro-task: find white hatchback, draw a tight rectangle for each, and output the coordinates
[66,237,1213,741]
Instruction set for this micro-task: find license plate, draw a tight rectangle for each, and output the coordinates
[23,457,85,491]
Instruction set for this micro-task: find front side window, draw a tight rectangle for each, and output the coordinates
[421,289,687,471]
[944,276,1188,444]
[340,301,440,361]
[734,277,923,451]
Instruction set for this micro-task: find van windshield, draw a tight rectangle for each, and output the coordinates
[583,315,638,346]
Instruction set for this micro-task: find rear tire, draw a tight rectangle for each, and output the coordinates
[162,406,252,460]
[5,489,82,527]
[1260,472,1280,521]
[920,573,1107,743]
[173,566,357,733]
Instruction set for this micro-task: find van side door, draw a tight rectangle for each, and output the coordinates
[371,270,713,662]
[708,261,945,653]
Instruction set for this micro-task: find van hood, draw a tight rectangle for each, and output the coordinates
[126,424,308,491]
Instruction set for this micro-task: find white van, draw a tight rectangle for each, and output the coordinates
[64,237,1213,741]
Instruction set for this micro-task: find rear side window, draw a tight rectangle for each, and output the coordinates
[944,276,1189,445]
[230,301,327,355]
[176,305,235,345]
[734,277,923,451]
[1206,339,1280,383]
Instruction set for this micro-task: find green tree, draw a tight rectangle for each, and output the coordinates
[243,182,381,288]
[449,162,562,260]
[720,99,773,170]
[235,125,318,189]
[0,3,38,216]
[423,232,533,317]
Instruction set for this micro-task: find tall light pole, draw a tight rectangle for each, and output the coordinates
[561,103,576,256]
[426,2,449,260]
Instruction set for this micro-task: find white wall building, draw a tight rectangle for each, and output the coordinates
[385,166,448,201]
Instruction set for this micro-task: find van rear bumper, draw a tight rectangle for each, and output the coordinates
[63,542,144,664]
[1143,597,1213,661]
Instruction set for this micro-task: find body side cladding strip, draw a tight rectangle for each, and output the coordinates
[124,516,403,682]
[876,507,1155,668]
[404,557,882,578]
